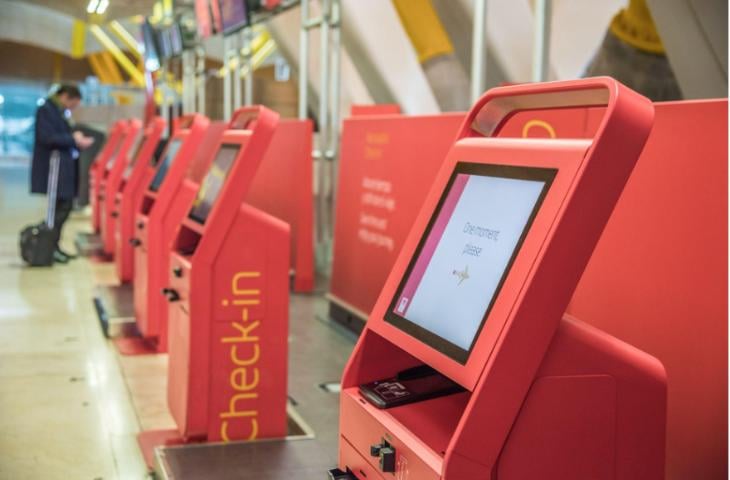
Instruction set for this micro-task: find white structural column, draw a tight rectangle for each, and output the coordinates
[182,49,196,114]
[532,0,552,82]
[223,35,233,120]
[470,0,488,103]
[244,27,254,106]
[233,32,242,110]
[298,1,310,120]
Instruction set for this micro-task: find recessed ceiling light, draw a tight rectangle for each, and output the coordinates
[96,0,110,15]
[86,0,99,14]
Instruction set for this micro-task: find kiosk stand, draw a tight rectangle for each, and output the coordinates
[94,114,209,340]
[101,119,142,256]
[137,106,290,467]
[114,116,166,283]
[129,114,215,352]
[329,78,666,480]
[79,120,127,255]
[90,120,126,233]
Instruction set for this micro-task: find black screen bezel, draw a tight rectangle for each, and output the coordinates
[148,138,182,192]
[219,0,250,36]
[123,134,147,178]
[188,143,241,224]
[383,162,557,364]
[105,137,125,169]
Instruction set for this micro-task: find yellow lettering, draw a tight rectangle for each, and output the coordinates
[218,270,263,442]
[221,392,259,419]
[219,418,259,442]
[221,320,260,343]
[220,420,230,442]
[231,344,260,366]
[232,271,261,294]
[231,299,260,306]
[230,366,260,391]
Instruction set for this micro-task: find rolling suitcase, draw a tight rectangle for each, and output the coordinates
[19,151,60,266]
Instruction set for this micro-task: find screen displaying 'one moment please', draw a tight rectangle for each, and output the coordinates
[386,164,556,363]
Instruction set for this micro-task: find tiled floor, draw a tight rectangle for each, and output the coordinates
[0,164,149,479]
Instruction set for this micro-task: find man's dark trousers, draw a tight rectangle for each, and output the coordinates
[52,198,74,249]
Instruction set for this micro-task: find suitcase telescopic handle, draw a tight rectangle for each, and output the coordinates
[45,150,60,229]
[456,76,654,154]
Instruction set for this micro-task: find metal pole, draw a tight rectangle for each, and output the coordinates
[532,0,552,82]
[244,27,254,105]
[328,0,341,158]
[298,0,309,120]
[223,35,232,120]
[318,0,331,157]
[196,46,206,115]
[317,0,332,251]
[326,0,342,249]
[233,33,242,109]
[470,0,488,103]
[183,50,195,113]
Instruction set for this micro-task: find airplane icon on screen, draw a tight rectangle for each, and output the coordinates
[452,265,470,285]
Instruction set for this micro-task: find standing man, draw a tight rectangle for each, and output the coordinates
[30,84,94,264]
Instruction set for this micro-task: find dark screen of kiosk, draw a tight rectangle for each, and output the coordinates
[123,135,147,179]
[149,139,182,192]
[188,144,240,223]
[385,163,556,364]
[105,138,125,170]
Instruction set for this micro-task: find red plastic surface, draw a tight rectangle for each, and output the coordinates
[163,106,290,443]
[350,104,402,116]
[90,121,127,233]
[245,119,315,292]
[330,113,465,316]
[133,114,212,351]
[337,78,663,479]
[101,119,141,256]
[114,116,166,283]
[569,100,729,480]
[331,98,727,479]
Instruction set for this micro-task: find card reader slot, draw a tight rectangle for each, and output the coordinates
[359,365,465,409]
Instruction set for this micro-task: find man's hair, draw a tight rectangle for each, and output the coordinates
[55,84,82,100]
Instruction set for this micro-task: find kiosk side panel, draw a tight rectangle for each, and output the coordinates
[569,99,728,480]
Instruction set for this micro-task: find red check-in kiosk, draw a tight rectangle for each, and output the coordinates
[329,78,666,480]
[138,106,289,461]
[90,120,127,233]
[101,119,142,256]
[131,114,211,352]
[113,117,166,283]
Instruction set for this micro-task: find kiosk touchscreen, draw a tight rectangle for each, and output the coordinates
[90,120,127,233]
[137,106,289,465]
[101,119,142,256]
[330,79,666,480]
[130,113,211,353]
[113,116,166,283]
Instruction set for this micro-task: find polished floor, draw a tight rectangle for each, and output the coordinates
[0,162,354,479]
[0,163,152,478]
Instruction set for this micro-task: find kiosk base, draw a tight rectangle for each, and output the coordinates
[93,285,164,354]
[75,232,111,260]
[112,336,160,355]
[327,295,366,335]
[93,284,136,338]
[143,406,314,473]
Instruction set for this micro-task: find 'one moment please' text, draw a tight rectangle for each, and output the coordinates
[463,222,499,241]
